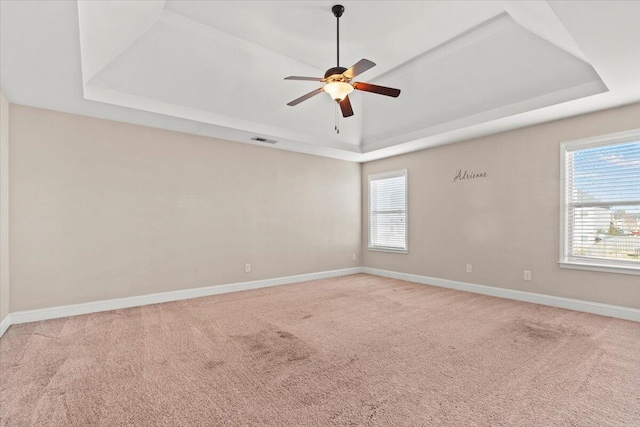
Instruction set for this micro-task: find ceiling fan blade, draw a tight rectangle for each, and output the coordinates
[287,88,325,106]
[353,82,401,98]
[339,96,354,117]
[343,59,376,79]
[285,76,326,81]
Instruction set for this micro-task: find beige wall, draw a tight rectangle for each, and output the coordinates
[6,102,640,314]
[9,105,361,312]
[362,103,640,309]
[0,93,9,322]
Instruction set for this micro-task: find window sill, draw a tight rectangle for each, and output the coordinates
[368,247,408,254]
[559,260,640,276]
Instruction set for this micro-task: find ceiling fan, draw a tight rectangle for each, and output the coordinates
[285,4,401,119]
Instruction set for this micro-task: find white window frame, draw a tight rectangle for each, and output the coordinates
[559,128,640,276]
[368,169,408,254]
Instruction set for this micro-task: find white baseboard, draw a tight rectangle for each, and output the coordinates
[2,266,637,339]
[363,267,640,322]
[0,314,11,337]
[0,267,362,337]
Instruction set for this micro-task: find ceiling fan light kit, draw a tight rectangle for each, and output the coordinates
[284,4,401,124]
[323,81,353,102]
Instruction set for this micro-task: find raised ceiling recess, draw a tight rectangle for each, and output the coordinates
[4,1,638,161]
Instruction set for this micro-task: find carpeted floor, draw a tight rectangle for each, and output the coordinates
[1,273,638,426]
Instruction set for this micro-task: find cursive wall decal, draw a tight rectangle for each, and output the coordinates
[453,169,487,183]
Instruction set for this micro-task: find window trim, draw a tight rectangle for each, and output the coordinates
[368,169,408,254]
[559,128,640,276]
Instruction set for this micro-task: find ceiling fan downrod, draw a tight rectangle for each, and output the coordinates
[332,5,344,67]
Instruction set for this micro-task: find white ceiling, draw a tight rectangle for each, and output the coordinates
[1,1,639,162]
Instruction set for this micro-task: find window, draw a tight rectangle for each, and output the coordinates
[368,170,407,253]
[560,129,640,275]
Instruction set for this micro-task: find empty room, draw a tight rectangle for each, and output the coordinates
[1,1,639,425]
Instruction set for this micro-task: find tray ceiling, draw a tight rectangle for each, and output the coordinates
[2,1,639,161]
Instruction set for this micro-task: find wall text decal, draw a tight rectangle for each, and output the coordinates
[453,169,487,183]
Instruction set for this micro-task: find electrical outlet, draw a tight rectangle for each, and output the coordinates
[245,263,251,273]
[352,253,357,261]
[524,270,531,281]
[466,264,472,273]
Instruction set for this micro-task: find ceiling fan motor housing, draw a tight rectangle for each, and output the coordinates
[324,67,348,81]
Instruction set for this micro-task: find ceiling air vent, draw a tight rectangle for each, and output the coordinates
[252,137,277,144]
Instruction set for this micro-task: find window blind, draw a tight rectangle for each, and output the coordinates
[369,170,407,251]
[564,140,640,266]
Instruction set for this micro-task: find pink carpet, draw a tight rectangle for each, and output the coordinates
[1,273,639,426]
